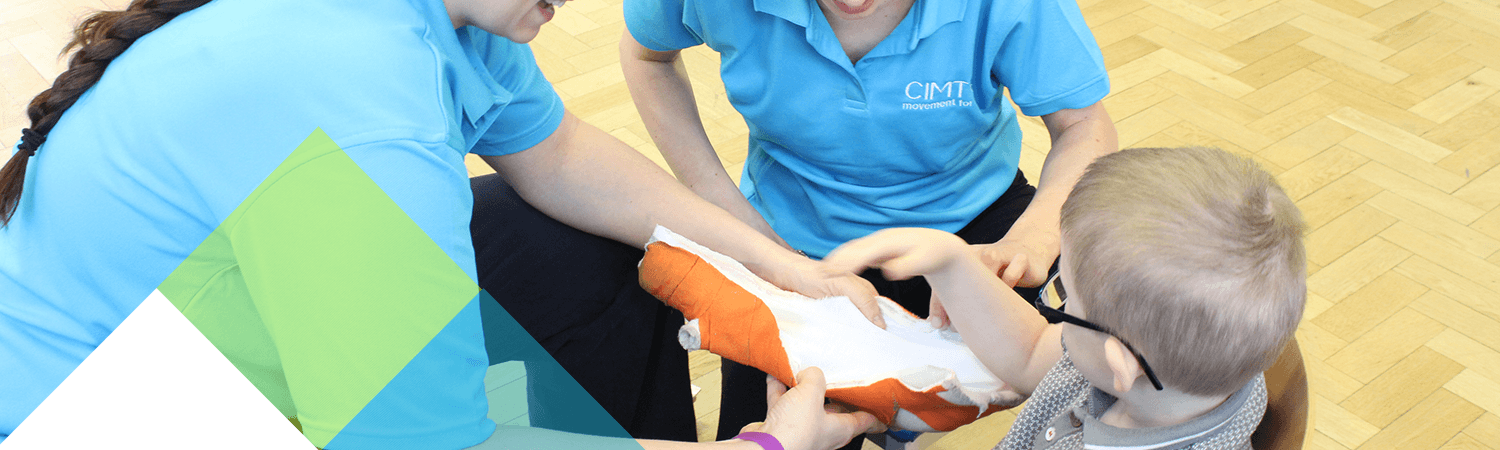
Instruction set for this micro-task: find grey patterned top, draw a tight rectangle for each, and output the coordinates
[996,349,1266,450]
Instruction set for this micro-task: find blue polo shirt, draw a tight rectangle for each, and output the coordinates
[625,0,1109,257]
[0,0,562,447]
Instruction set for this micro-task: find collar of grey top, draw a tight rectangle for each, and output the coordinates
[1075,371,1264,449]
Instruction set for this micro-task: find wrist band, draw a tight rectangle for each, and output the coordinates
[734,431,785,450]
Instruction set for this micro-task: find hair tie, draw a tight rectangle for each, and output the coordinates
[18,128,44,157]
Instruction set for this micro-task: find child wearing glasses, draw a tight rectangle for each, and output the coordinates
[822,146,1306,449]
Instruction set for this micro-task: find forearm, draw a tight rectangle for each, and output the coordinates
[1006,104,1118,241]
[620,32,783,244]
[640,440,763,450]
[924,252,1059,393]
[486,112,795,274]
[469,425,762,450]
[619,35,719,190]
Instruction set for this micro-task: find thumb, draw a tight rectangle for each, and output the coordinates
[850,410,885,434]
[841,279,886,329]
[1000,253,1028,287]
[764,374,789,418]
[927,293,949,329]
[1018,263,1050,288]
[828,409,885,439]
[793,367,828,399]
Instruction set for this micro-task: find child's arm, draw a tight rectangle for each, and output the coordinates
[822,228,1064,394]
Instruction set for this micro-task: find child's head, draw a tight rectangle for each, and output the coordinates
[1058,146,1305,397]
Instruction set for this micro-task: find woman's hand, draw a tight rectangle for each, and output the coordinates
[974,226,1059,289]
[478,369,878,450]
[927,293,950,329]
[746,253,886,329]
[741,368,885,450]
[978,101,1109,289]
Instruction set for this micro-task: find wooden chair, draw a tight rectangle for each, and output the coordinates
[1251,338,1309,450]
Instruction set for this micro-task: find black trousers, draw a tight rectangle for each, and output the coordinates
[470,174,696,441]
[716,172,1050,448]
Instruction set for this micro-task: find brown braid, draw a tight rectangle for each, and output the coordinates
[0,0,213,226]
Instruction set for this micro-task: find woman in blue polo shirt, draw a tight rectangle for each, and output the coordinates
[620,0,1119,444]
[0,0,881,448]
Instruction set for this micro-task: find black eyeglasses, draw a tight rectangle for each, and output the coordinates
[1034,272,1165,391]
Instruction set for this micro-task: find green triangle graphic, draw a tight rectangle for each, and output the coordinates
[157,129,478,447]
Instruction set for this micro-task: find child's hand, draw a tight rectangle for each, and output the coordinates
[821,228,974,282]
[829,228,1060,395]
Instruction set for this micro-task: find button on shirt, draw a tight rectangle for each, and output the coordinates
[0,0,563,447]
[625,0,1109,256]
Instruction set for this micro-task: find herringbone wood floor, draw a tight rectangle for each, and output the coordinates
[3,0,1498,448]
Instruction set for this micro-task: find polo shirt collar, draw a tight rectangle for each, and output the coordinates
[413,0,503,128]
[753,0,812,28]
[750,0,967,46]
[911,0,966,43]
[451,29,511,127]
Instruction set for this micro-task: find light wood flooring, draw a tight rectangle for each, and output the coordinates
[3,0,1498,448]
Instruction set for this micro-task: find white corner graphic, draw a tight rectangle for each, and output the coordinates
[4,290,315,449]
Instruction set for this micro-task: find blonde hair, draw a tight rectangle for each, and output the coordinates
[1060,147,1306,396]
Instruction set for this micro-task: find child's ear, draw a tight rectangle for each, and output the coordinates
[1102,337,1144,393]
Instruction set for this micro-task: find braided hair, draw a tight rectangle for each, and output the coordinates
[0,0,212,226]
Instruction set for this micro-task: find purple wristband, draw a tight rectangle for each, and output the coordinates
[734,431,785,450]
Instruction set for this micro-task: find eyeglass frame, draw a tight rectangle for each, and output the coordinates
[1034,272,1166,391]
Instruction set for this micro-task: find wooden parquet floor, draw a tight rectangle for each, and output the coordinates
[3,0,1499,448]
